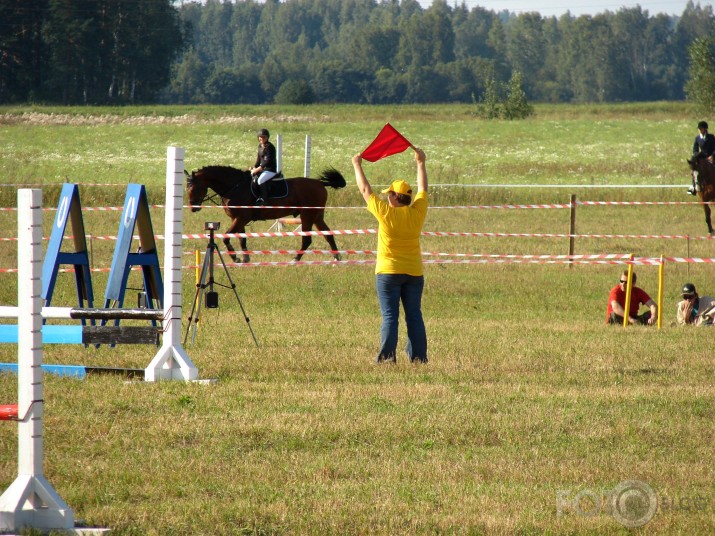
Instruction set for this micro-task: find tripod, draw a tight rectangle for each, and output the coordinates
[184,225,259,347]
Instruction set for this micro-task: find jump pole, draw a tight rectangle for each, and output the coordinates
[304,135,311,177]
[144,146,198,382]
[0,189,75,532]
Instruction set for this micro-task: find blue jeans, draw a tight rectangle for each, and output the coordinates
[375,274,427,363]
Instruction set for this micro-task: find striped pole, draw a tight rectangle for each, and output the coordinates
[144,147,198,381]
[304,135,311,177]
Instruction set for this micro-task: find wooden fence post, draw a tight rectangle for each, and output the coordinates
[568,194,577,268]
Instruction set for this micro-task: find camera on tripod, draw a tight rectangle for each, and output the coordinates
[204,222,221,307]
[184,218,258,347]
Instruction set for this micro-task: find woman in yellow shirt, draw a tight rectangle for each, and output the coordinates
[352,148,429,363]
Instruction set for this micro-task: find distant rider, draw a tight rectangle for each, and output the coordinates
[250,128,277,204]
[688,120,715,195]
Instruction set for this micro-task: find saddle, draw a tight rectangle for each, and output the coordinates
[250,172,288,200]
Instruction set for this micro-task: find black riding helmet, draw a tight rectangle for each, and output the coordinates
[257,128,270,138]
[698,121,708,130]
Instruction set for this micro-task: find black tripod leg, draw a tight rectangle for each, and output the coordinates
[214,247,260,348]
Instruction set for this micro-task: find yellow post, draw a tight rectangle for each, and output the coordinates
[195,249,200,286]
[622,255,634,329]
[657,255,664,329]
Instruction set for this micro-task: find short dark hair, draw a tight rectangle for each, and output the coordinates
[395,193,411,205]
[622,270,636,284]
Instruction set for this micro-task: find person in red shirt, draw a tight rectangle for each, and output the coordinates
[606,271,658,325]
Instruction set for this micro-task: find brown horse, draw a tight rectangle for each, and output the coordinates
[186,165,346,262]
[687,154,715,235]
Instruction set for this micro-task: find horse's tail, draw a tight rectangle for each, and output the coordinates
[319,167,346,190]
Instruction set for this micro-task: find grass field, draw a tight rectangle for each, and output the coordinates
[1,103,714,535]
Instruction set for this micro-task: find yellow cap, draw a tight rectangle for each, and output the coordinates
[380,180,412,196]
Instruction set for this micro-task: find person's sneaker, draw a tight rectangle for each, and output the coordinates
[687,186,697,196]
[376,355,396,364]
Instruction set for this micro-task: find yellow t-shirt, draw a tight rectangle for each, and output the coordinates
[367,191,428,276]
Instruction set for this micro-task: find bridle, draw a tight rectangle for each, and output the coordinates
[186,172,224,207]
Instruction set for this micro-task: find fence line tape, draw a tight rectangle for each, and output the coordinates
[1,199,711,212]
[3,229,715,242]
[5,253,713,274]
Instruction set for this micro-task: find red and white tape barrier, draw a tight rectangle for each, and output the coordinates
[2,199,713,213]
[5,253,712,274]
[3,228,715,242]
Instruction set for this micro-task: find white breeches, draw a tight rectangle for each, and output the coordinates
[256,171,277,185]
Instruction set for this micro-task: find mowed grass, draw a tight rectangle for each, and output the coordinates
[1,103,714,534]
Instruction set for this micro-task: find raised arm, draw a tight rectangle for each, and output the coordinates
[352,154,373,203]
[414,147,427,193]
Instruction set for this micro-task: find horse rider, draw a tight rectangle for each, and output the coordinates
[688,120,715,195]
[250,128,277,204]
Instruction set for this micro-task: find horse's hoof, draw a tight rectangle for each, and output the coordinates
[242,256,250,264]
[333,254,342,262]
[230,254,238,263]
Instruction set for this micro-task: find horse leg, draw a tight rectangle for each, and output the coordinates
[295,211,316,262]
[223,237,238,263]
[237,235,249,263]
[225,220,250,263]
[314,213,341,261]
[705,202,713,235]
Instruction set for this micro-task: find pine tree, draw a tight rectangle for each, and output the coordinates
[504,71,534,119]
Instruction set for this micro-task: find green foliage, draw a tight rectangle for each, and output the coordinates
[203,67,265,105]
[4,1,715,105]
[274,79,314,105]
[475,71,533,120]
[33,0,185,104]
[474,76,503,119]
[504,71,534,119]
[685,37,715,116]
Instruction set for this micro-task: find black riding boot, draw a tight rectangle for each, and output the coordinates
[257,182,270,205]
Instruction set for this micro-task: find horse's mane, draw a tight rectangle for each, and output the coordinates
[198,165,250,179]
[196,166,251,195]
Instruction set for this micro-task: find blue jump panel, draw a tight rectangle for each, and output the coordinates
[0,363,87,378]
[0,325,83,344]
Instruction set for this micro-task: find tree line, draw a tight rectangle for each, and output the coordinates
[1,0,714,106]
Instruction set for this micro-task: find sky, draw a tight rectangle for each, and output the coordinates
[418,0,696,17]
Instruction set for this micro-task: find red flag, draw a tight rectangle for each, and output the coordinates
[361,123,413,162]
